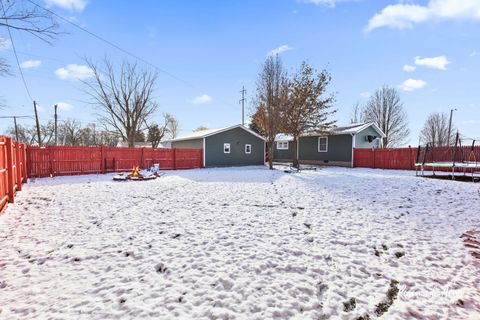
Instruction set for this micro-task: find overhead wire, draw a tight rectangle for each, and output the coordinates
[1,0,34,102]
[26,0,240,111]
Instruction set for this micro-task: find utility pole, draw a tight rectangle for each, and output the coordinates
[447,108,457,147]
[33,100,42,146]
[240,86,246,126]
[54,104,58,146]
[13,116,19,141]
[0,115,32,142]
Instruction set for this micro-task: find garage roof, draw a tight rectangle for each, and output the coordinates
[169,124,266,142]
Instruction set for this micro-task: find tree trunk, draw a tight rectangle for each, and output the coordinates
[292,138,299,169]
[128,131,135,148]
[268,141,274,170]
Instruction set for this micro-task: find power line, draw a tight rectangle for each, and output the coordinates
[26,0,194,88]
[26,0,240,111]
[0,1,34,102]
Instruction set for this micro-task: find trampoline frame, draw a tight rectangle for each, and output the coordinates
[415,133,479,181]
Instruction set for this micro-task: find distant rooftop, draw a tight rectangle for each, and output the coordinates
[169,124,266,142]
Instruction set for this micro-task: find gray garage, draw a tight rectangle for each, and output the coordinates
[273,122,386,167]
[170,125,266,167]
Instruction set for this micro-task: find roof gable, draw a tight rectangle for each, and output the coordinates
[170,125,266,142]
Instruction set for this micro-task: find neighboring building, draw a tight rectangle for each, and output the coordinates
[116,141,171,148]
[273,122,385,167]
[116,141,154,148]
[169,125,266,167]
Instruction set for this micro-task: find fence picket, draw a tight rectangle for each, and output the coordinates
[26,146,203,178]
[354,146,480,171]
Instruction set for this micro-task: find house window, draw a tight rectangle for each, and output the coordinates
[318,137,328,152]
[245,144,252,154]
[277,141,289,150]
[224,143,230,154]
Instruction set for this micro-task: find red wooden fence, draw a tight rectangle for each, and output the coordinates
[353,146,480,171]
[0,137,28,213]
[26,146,203,178]
[353,147,417,170]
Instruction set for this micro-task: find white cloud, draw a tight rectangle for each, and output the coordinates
[366,0,480,31]
[399,79,428,92]
[45,0,88,11]
[403,64,416,72]
[20,60,42,69]
[470,51,479,57]
[360,92,370,98]
[414,55,450,70]
[55,64,94,81]
[267,45,294,57]
[0,37,11,51]
[191,94,212,105]
[56,102,74,111]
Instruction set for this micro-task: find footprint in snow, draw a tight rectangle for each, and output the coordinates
[155,263,168,273]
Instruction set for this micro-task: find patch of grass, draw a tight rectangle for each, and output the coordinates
[343,297,356,312]
[381,244,388,251]
[395,251,405,259]
[356,314,371,320]
[375,280,399,317]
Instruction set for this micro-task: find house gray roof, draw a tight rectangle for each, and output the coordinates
[332,122,386,137]
[169,124,266,142]
[275,122,386,141]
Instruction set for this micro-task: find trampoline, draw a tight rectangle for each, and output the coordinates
[415,133,480,182]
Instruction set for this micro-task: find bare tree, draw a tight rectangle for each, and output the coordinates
[252,55,288,169]
[84,58,158,147]
[0,0,58,43]
[283,61,336,168]
[193,126,209,132]
[350,102,365,124]
[1,0,60,76]
[363,86,410,147]
[60,119,83,146]
[146,113,179,148]
[167,116,179,139]
[5,123,31,143]
[419,112,456,147]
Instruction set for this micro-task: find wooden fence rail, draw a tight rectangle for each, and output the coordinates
[0,136,28,213]
[26,146,203,178]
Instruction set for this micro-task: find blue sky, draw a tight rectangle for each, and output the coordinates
[1,0,480,145]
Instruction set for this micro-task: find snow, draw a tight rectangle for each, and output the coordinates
[1,166,479,319]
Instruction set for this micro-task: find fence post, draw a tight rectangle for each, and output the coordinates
[372,148,376,169]
[173,148,177,170]
[15,142,22,191]
[21,144,27,182]
[48,146,53,177]
[5,138,15,203]
[100,146,105,174]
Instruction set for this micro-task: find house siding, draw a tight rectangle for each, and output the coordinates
[298,134,353,164]
[171,139,203,149]
[205,127,264,167]
[355,126,382,148]
[273,141,294,161]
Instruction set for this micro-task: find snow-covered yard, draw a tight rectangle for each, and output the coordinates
[1,167,479,319]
